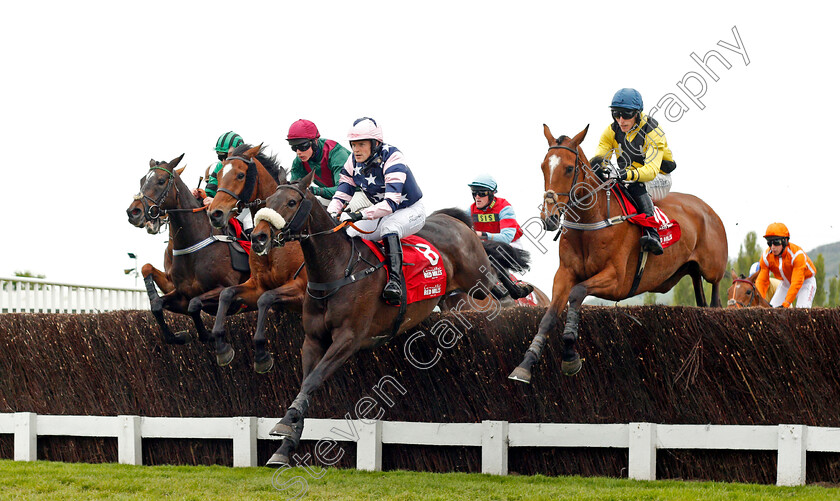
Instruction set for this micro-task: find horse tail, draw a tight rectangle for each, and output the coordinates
[430,207,473,228]
[483,240,531,274]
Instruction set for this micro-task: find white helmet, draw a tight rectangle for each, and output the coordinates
[347,117,384,143]
[749,262,760,276]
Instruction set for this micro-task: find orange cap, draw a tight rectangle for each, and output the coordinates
[764,222,790,239]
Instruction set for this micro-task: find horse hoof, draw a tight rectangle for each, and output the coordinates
[266,451,290,468]
[216,345,235,366]
[561,354,582,376]
[254,354,274,374]
[508,367,532,384]
[269,422,295,437]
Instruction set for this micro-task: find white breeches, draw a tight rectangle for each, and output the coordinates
[342,200,426,240]
[770,276,816,308]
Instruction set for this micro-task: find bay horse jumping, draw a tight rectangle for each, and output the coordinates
[727,270,772,308]
[250,169,529,466]
[509,124,728,383]
[127,175,176,296]
[205,144,307,370]
[126,154,249,344]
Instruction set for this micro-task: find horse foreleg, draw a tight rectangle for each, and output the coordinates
[265,335,326,467]
[709,281,722,307]
[253,284,305,374]
[207,284,248,366]
[142,263,174,295]
[143,274,190,345]
[187,288,222,346]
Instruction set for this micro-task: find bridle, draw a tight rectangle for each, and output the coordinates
[138,164,176,221]
[216,155,263,213]
[261,184,315,247]
[542,144,614,230]
[728,278,761,308]
[135,164,207,222]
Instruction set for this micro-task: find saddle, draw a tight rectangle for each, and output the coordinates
[225,218,252,273]
[612,183,681,249]
[360,235,448,305]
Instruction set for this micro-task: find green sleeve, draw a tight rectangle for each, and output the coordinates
[319,143,351,199]
[289,157,307,183]
[205,162,223,197]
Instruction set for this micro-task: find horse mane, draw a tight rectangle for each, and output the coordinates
[431,207,472,228]
[555,135,570,145]
[230,143,287,184]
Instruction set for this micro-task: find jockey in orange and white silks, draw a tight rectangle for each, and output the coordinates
[327,117,426,304]
[756,222,816,308]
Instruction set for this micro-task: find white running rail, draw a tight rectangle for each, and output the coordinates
[0,412,836,486]
[0,277,148,313]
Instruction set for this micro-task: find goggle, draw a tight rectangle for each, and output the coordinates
[611,109,638,120]
[472,190,491,198]
[217,153,228,161]
[290,141,312,152]
[766,238,785,247]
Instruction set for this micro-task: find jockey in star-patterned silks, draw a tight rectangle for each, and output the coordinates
[327,117,426,304]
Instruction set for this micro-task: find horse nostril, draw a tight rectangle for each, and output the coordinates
[210,210,222,220]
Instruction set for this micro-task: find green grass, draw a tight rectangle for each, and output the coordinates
[0,459,837,500]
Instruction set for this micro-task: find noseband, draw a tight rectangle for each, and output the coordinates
[216,155,261,211]
[728,278,760,308]
[140,165,176,220]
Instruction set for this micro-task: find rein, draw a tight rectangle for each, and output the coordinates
[216,155,264,212]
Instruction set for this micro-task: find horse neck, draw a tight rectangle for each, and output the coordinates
[166,177,213,247]
[252,163,278,202]
[569,172,617,225]
[299,201,356,283]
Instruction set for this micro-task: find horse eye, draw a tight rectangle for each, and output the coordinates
[745,290,752,295]
[288,199,297,207]
[237,172,245,179]
[157,177,165,185]
[565,165,573,175]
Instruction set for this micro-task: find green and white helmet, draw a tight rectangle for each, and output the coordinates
[215,131,243,153]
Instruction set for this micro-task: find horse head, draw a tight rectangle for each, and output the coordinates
[540,124,592,231]
[251,169,318,256]
[726,269,769,308]
[208,144,263,229]
[128,154,185,234]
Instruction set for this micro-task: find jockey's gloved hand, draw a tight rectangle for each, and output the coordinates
[615,167,627,181]
[347,211,365,222]
[309,186,324,198]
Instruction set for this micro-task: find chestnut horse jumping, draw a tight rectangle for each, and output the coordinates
[126,154,249,344]
[509,124,728,383]
[250,170,529,466]
[205,144,307,370]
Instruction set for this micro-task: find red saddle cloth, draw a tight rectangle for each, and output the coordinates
[227,217,252,254]
[361,235,448,304]
[614,187,681,250]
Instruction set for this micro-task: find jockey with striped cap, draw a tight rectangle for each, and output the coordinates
[327,118,425,304]
[192,131,254,233]
[468,174,525,250]
[756,223,816,308]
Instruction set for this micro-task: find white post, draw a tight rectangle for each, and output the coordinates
[628,422,657,480]
[777,424,807,486]
[118,415,142,465]
[14,412,37,461]
[233,417,258,467]
[481,420,509,475]
[356,420,383,471]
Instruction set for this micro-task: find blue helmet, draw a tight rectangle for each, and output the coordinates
[468,174,498,192]
[610,88,644,111]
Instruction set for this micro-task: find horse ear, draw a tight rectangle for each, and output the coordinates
[149,159,157,168]
[730,269,738,280]
[569,125,589,149]
[543,124,556,146]
[175,165,186,176]
[244,144,262,160]
[299,167,316,188]
[169,153,185,169]
[204,163,213,180]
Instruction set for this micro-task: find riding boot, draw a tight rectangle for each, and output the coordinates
[382,233,403,305]
[630,186,664,256]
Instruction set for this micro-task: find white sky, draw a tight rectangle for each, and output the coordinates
[1,1,836,298]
